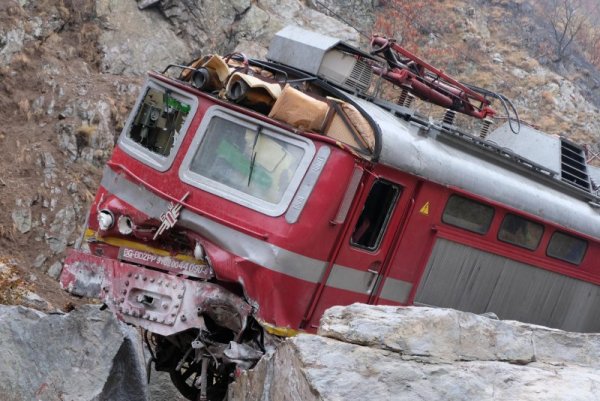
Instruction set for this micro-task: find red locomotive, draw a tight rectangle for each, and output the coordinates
[60,26,600,400]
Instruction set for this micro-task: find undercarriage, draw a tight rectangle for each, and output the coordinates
[60,249,267,400]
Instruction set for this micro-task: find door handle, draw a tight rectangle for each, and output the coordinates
[366,262,381,294]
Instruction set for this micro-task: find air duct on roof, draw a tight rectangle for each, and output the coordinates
[267,26,374,94]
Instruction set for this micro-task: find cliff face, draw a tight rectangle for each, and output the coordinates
[0,0,599,306]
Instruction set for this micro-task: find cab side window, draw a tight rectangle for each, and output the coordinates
[351,180,400,250]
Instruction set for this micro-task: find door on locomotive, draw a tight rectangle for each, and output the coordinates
[305,165,419,328]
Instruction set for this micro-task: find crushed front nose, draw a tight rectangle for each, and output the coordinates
[60,249,108,299]
[59,249,253,337]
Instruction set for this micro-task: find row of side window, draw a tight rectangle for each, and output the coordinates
[442,195,588,265]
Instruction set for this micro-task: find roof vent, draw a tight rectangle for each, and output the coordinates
[560,139,591,192]
[267,26,374,93]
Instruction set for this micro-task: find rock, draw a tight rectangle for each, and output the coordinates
[96,0,193,75]
[45,205,77,254]
[47,261,63,279]
[21,291,51,310]
[145,0,359,66]
[0,305,148,401]
[304,0,375,35]
[0,24,25,67]
[0,262,9,275]
[138,0,161,10]
[11,199,32,234]
[41,151,56,169]
[32,253,47,269]
[148,369,188,401]
[230,305,600,401]
[67,182,78,194]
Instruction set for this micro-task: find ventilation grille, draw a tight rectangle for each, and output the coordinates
[561,139,590,192]
[344,59,372,93]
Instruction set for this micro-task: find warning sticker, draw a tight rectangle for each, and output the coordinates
[419,202,430,215]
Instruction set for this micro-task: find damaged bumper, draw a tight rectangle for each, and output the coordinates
[60,249,253,337]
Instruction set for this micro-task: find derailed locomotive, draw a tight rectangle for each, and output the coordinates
[60,26,600,399]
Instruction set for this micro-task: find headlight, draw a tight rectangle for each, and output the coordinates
[117,215,134,235]
[97,210,114,231]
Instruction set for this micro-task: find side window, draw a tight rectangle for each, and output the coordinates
[442,195,494,234]
[351,180,400,250]
[547,232,587,265]
[127,87,191,157]
[498,214,544,250]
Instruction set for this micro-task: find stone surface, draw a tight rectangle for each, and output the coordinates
[148,369,188,401]
[0,304,148,401]
[96,0,193,75]
[46,261,63,279]
[230,305,600,401]
[11,199,32,234]
[137,0,359,63]
[45,205,77,254]
[319,304,600,367]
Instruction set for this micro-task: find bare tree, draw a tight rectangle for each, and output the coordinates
[543,0,587,62]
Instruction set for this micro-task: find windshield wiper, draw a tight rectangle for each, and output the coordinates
[248,127,262,186]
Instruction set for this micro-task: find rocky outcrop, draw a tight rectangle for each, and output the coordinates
[95,0,360,75]
[0,304,148,401]
[229,304,600,401]
[96,0,193,75]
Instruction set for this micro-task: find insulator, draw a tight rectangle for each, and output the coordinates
[404,94,415,108]
[480,118,494,139]
[442,109,456,126]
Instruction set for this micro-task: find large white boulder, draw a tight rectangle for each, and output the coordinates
[229,304,600,401]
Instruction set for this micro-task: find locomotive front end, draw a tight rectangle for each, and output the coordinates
[59,75,271,400]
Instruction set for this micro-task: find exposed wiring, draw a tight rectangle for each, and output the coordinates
[462,83,521,134]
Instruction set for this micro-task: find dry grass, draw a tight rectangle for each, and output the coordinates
[0,262,32,306]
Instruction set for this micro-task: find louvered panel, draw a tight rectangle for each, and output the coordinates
[561,139,591,191]
[415,238,600,333]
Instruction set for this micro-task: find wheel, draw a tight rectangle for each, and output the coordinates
[168,357,230,401]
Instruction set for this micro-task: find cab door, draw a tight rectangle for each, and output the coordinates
[303,166,417,329]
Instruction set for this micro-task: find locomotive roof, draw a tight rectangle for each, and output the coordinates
[352,96,600,241]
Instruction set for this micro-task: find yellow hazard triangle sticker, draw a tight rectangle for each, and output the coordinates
[419,202,430,215]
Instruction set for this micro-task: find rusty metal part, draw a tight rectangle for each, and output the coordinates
[60,249,252,338]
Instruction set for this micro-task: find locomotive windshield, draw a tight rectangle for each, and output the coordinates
[189,116,304,203]
[180,108,316,216]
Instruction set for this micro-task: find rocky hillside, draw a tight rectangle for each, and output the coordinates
[0,0,599,307]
